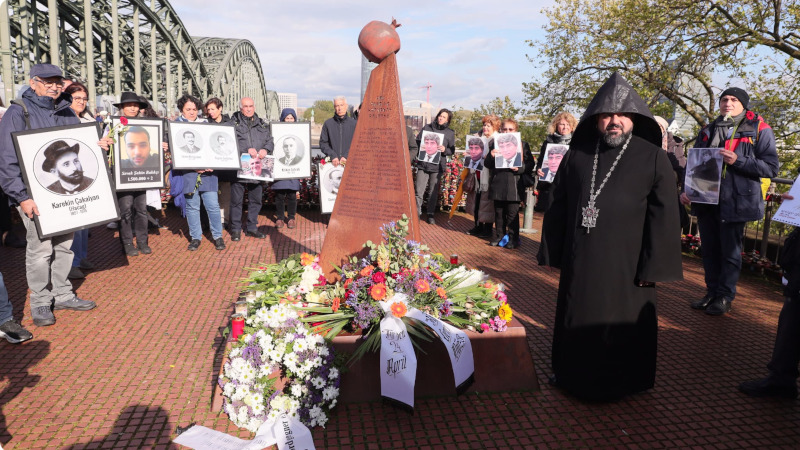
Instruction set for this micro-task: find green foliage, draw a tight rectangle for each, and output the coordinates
[303,100,335,123]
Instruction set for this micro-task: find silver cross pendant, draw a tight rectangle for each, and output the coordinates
[581,201,599,232]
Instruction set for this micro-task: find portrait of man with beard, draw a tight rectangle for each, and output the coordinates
[40,140,95,195]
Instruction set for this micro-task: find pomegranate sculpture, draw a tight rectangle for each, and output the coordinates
[358,18,401,63]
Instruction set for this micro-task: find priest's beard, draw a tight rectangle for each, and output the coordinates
[602,130,632,148]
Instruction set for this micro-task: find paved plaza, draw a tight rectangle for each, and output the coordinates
[0,207,799,449]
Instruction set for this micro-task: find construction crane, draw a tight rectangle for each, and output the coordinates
[419,83,432,105]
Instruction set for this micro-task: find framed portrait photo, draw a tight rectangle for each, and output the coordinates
[541,143,569,183]
[493,132,523,169]
[463,135,487,171]
[168,122,240,170]
[685,147,723,204]
[238,154,275,182]
[271,122,312,180]
[417,130,444,165]
[12,122,120,238]
[318,162,344,214]
[112,117,165,190]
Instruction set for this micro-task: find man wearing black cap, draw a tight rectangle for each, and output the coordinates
[680,87,779,316]
[41,140,94,194]
[0,63,97,328]
[538,73,683,401]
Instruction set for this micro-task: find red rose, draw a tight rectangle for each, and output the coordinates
[120,116,129,125]
[745,111,755,120]
[372,271,386,283]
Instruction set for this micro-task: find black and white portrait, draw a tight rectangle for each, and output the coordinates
[12,123,119,238]
[685,147,723,204]
[178,130,201,154]
[319,162,344,214]
[169,122,240,170]
[210,132,236,157]
[271,122,312,180]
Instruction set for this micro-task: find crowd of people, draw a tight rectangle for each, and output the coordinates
[0,63,795,405]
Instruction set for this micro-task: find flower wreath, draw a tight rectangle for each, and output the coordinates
[220,304,341,432]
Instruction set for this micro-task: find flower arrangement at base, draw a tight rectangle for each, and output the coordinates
[219,304,342,432]
[241,215,513,362]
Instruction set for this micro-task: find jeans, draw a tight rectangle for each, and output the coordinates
[414,170,441,217]
[274,189,298,221]
[71,229,88,267]
[17,206,74,307]
[230,182,263,233]
[185,191,222,240]
[118,191,148,244]
[0,272,13,324]
[767,296,800,383]
[695,206,746,300]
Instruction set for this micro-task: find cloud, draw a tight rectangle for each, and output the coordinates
[170,0,552,110]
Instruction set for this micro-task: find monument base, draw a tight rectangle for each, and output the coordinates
[211,318,538,412]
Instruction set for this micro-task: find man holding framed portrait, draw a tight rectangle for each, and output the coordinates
[0,63,100,327]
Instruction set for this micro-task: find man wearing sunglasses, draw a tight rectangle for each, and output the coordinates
[0,63,97,329]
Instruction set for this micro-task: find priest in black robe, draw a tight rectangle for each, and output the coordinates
[538,73,683,401]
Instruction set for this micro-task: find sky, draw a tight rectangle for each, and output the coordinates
[170,0,556,111]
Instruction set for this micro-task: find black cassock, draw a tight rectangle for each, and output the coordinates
[539,135,683,401]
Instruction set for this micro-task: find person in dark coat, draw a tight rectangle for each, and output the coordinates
[538,72,683,401]
[654,116,689,229]
[272,108,301,229]
[482,118,534,249]
[739,212,800,399]
[680,87,779,315]
[536,112,577,212]
[231,97,273,240]
[319,96,356,166]
[414,108,456,225]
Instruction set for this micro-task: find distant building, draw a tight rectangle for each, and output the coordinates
[403,100,434,133]
[277,92,298,112]
[360,55,378,104]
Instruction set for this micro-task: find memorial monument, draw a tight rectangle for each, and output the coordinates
[319,20,420,279]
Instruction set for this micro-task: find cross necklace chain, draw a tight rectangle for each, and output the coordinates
[581,135,631,233]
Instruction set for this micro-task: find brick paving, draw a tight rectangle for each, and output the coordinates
[0,206,799,449]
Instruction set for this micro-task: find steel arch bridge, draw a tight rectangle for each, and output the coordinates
[0,0,277,118]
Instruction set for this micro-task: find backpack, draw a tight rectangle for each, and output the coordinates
[10,99,31,130]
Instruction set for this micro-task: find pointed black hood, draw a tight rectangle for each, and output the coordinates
[572,72,662,148]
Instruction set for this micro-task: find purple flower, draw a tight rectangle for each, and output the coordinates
[438,300,453,317]
[489,316,507,332]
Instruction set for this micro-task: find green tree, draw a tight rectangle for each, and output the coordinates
[303,100,335,123]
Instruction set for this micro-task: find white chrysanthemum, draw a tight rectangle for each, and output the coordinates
[311,357,323,368]
[232,386,247,401]
[267,409,280,421]
[322,386,339,401]
[318,346,329,357]
[329,368,339,380]
[316,414,328,428]
[293,339,307,352]
[246,417,262,433]
[229,347,242,358]
[309,405,323,420]
[290,384,303,398]
[223,383,235,397]
[251,400,265,416]
[283,351,299,367]
[224,402,235,417]
[328,399,337,409]
[237,406,249,425]
[311,377,325,389]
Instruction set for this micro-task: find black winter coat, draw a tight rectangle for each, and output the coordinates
[483,141,535,202]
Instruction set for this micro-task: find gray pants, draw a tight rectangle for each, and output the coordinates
[17,207,74,308]
[414,170,442,217]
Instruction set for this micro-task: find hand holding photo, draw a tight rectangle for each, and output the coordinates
[494,132,522,169]
[541,143,568,182]
[417,130,444,165]
[463,136,487,171]
[271,122,312,180]
[113,117,165,190]
[684,147,723,204]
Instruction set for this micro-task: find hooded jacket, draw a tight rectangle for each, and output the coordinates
[0,88,80,204]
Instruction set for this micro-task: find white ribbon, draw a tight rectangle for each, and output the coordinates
[172,414,315,450]
[379,295,418,411]
[406,309,475,393]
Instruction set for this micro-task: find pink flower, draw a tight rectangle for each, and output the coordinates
[480,323,490,332]
[495,290,507,304]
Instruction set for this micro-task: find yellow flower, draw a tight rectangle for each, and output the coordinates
[300,253,315,266]
[306,292,320,304]
[498,303,513,323]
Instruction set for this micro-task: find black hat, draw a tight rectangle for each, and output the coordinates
[30,64,64,80]
[42,140,80,172]
[720,87,749,109]
[571,72,662,148]
[113,91,149,109]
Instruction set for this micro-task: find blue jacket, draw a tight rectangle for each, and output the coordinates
[692,112,779,222]
[0,89,79,204]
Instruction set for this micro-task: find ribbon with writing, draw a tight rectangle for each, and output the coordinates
[379,295,418,411]
[406,309,475,393]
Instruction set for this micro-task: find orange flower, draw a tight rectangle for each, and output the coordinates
[370,283,387,300]
[332,297,341,312]
[360,265,375,277]
[300,253,315,266]
[390,301,407,318]
[436,287,447,299]
[431,271,443,281]
[344,278,352,289]
[415,279,431,293]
